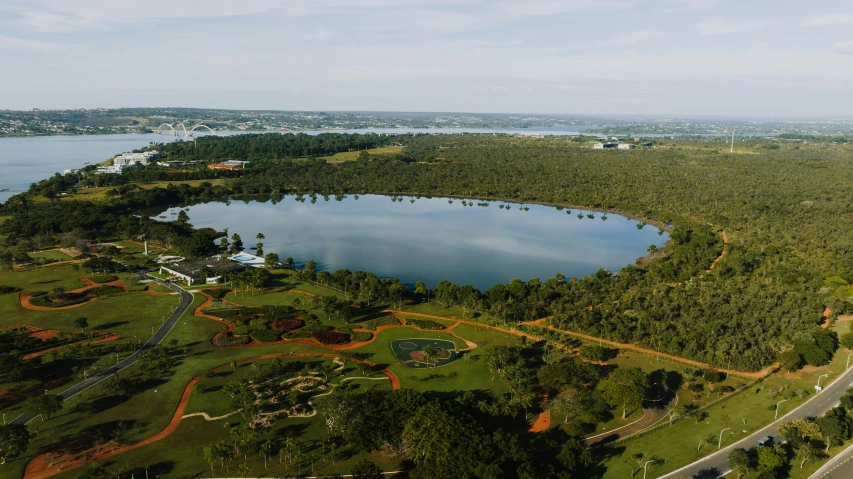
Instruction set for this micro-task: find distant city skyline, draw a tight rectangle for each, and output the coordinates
[1,0,852,116]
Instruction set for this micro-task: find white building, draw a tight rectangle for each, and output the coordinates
[617,144,636,150]
[113,151,158,167]
[96,165,125,174]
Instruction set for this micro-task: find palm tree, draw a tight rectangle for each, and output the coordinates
[423,345,437,368]
[203,444,218,476]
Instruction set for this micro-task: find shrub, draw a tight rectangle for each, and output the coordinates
[0,286,19,295]
[234,325,252,336]
[249,319,269,330]
[202,289,229,300]
[406,318,445,330]
[88,285,124,297]
[205,309,240,318]
[261,305,297,320]
[579,345,618,362]
[29,293,88,308]
[312,330,350,345]
[88,275,118,284]
[351,331,373,342]
[283,331,312,340]
[251,330,284,343]
[216,332,249,347]
[841,332,853,350]
[704,370,725,383]
[794,340,831,367]
[271,319,304,331]
[363,315,401,331]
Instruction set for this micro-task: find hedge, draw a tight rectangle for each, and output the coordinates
[271,319,304,331]
[88,285,125,297]
[0,286,20,295]
[216,332,250,347]
[351,331,373,342]
[29,295,88,308]
[202,289,230,300]
[251,330,285,343]
[283,331,312,340]
[312,330,350,345]
[205,309,240,318]
[363,315,401,331]
[88,275,118,284]
[406,318,445,330]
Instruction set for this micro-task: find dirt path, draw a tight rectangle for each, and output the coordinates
[523,319,769,379]
[24,377,200,479]
[706,230,728,272]
[19,278,130,312]
[22,333,120,361]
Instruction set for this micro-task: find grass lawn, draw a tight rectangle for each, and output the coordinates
[63,180,217,202]
[28,250,73,262]
[320,146,403,163]
[598,326,853,479]
[401,301,470,318]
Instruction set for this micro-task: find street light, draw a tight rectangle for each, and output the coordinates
[817,373,830,389]
[846,352,853,370]
[775,399,789,419]
[719,428,731,449]
[643,460,655,479]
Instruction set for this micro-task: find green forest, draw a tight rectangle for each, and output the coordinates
[4,133,853,371]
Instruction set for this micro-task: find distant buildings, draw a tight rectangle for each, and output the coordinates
[593,142,619,149]
[113,151,157,167]
[158,257,246,285]
[208,160,249,170]
[617,144,636,150]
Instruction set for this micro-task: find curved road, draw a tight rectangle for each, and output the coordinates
[809,442,853,478]
[660,365,853,478]
[10,275,193,425]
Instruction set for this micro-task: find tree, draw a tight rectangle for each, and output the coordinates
[0,424,31,465]
[351,459,384,479]
[25,394,63,422]
[817,408,853,451]
[756,444,787,473]
[284,257,294,268]
[603,367,649,418]
[840,332,853,350]
[78,463,110,479]
[255,242,264,257]
[264,252,280,269]
[423,345,437,368]
[780,349,804,372]
[73,317,89,333]
[728,448,751,479]
[795,440,825,468]
[203,443,219,476]
[230,233,243,253]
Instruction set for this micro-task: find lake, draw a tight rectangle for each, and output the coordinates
[155,195,668,288]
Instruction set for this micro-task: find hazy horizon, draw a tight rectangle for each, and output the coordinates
[2,1,852,116]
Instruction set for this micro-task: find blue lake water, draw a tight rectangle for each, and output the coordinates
[157,195,668,288]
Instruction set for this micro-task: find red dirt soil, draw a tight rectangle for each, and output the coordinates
[19,278,130,311]
[24,377,200,479]
[529,408,551,433]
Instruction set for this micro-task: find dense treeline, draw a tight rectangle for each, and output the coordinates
[148,133,397,161]
[4,134,851,370]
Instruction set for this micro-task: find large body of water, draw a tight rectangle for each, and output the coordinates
[156,196,668,288]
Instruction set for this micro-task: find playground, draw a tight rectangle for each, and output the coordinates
[391,338,458,368]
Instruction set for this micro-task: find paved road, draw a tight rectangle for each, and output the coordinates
[660,366,853,479]
[10,275,193,425]
[809,442,853,478]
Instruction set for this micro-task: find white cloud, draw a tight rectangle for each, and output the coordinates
[836,41,853,55]
[615,30,663,44]
[805,12,853,26]
[0,35,70,51]
[697,19,769,35]
[663,0,717,12]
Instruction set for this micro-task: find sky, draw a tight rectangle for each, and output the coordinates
[1,0,852,116]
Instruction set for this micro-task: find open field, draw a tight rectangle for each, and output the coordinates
[320,146,403,162]
[57,179,220,202]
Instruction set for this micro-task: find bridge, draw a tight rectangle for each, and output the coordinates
[155,123,219,138]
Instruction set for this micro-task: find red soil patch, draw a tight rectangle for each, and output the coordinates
[821,307,833,329]
[529,408,551,433]
[22,333,120,361]
[28,329,58,341]
[19,278,130,311]
[24,377,200,479]
[706,230,728,272]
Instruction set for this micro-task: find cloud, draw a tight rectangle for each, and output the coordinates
[615,30,663,44]
[836,41,853,55]
[663,0,717,11]
[696,19,769,35]
[804,12,853,27]
[0,35,70,51]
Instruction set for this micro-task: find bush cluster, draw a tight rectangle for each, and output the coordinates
[251,330,284,343]
[311,330,350,345]
[363,315,401,331]
[87,275,118,283]
[406,318,445,330]
[271,318,304,331]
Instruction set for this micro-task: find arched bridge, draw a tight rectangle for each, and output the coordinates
[156,123,219,137]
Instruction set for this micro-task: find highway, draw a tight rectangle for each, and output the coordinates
[10,275,193,425]
[660,365,853,478]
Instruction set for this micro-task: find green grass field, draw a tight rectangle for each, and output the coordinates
[320,146,403,163]
[27,250,72,261]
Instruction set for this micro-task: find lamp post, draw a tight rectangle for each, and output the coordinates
[817,373,830,389]
[719,428,731,449]
[846,352,853,370]
[775,399,789,419]
[643,460,655,479]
